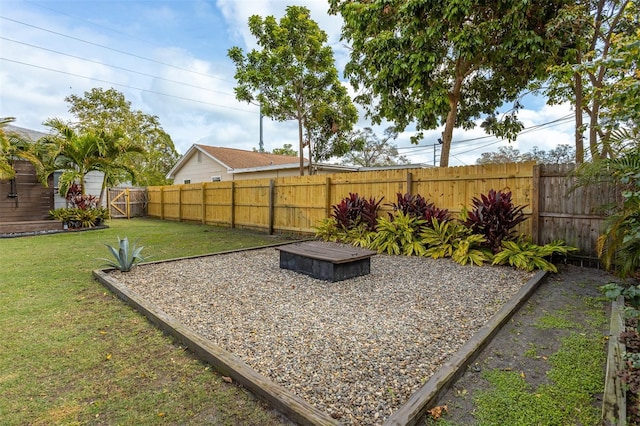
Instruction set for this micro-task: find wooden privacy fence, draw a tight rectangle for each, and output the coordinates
[146,162,619,257]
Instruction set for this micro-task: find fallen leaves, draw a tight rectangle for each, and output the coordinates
[428,404,448,420]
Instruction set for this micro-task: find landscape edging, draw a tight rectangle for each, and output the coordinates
[383,269,548,426]
[94,255,548,426]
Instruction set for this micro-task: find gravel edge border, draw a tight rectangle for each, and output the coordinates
[92,251,548,426]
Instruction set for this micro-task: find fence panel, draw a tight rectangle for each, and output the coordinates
[204,181,234,226]
[536,164,620,257]
[147,161,622,256]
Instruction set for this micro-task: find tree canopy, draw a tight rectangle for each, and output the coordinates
[330,0,568,167]
[341,127,409,167]
[545,0,639,162]
[38,118,143,199]
[476,144,576,165]
[0,117,46,183]
[64,88,180,186]
[228,5,358,175]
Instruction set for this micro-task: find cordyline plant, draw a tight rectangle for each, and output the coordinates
[464,189,527,254]
[331,192,383,232]
[387,192,450,227]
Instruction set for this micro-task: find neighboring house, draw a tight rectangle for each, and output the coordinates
[167,144,357,183]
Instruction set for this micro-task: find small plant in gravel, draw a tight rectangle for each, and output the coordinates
[463,189,528,254]
[101,236,149,272]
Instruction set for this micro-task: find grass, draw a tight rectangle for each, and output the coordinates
[473,332,605,426]
[469,294,608,426]
[0,218,297,425]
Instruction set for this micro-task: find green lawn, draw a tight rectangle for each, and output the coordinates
[0,218,296,425]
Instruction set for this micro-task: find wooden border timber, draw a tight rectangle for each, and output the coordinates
[384,270,548,426]
[93,263,337,426]
[602,296,626,425]
[93,245,549,426]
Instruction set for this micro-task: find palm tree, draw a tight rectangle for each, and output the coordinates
[0,117,47,183]
[40,118,144,202]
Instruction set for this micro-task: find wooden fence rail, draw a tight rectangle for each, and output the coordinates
[146,162,618,257]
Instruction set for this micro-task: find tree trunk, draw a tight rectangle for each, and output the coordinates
[574,62,584,164]
[297,117,305,176]
[440,72,464,168]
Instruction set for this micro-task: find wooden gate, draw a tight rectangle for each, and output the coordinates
[107,187,147,218]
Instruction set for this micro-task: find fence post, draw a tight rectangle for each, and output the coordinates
[230,181,235,228]
[160,187,165,220]
[325,177,332,217]
[531,165,540,244]
[406,172,413,195]
[126,188,130,219]
[177,186,182,222]
[201,182,206,225]
[269,179,275,235]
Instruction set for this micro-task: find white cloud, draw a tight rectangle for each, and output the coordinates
[0,0,576,165]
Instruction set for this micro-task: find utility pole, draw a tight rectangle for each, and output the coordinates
[259,105,264,152]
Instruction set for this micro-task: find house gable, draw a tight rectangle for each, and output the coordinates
[171,146,231,183]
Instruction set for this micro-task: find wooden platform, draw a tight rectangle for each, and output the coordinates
[276,241,376,282]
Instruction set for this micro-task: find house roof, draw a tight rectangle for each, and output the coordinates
[166,143,306,178]
[4,125,48,142]
[196,144,302,169]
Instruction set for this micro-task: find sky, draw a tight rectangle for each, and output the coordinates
[0,0,577,167]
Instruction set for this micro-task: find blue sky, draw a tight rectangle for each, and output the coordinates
[0,0,576,166]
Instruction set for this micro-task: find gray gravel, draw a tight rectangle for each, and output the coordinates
[112,246,533,425]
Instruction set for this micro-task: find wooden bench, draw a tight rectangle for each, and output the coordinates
[276,241,376,282]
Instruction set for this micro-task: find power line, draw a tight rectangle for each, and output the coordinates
[0,57,257,113]
[1,36,237,98]
[0,15,235,84]
[396,113,576,155]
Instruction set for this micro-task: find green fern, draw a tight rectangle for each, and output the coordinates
[314,217,340,242]
[345,222,376,248]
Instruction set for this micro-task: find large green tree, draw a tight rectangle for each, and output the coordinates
[330,0,568,167]
[228,6,358,175]
[545,0,638,162]
[65,88,180,186]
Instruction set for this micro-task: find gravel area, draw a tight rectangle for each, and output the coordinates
[112,246,533,425]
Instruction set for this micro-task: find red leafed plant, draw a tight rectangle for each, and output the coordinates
[331,193,383,232]
[388,192,450,227]
[464,189,527,254]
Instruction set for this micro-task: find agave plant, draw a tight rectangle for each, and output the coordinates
[101,236,149,272]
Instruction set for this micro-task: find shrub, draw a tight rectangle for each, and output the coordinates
[420,218,491,265]
[331,193,383,232]
[464,189,528,254]
[369,212,426,255]
[388,192,450,227]
[492,239,577,272]
[597,166,640,279]
[66,182,100,210]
